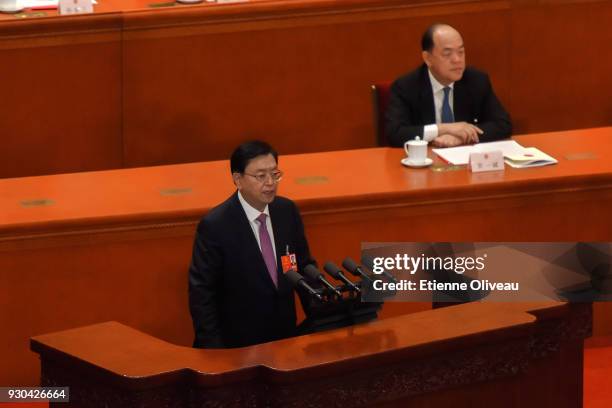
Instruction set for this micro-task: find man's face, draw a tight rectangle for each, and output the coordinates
[233,153,279,212]
[422,26,465,86]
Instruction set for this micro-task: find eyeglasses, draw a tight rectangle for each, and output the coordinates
[243,170,283,184]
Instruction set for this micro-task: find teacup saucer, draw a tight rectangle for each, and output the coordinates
[401,157,433,168]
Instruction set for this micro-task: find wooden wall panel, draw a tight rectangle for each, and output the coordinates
[121,1,511,166]
[0,26,123,178]
[509,0,612,133]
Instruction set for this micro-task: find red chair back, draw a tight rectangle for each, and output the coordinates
[371,81,392,146]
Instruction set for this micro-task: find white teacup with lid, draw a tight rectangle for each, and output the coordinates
[403,136,429,165]
[0,0,23,13]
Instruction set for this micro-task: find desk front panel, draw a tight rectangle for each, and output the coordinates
[0,15,123,179]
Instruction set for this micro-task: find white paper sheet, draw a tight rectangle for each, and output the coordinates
[432,140,526,165]
[18,0,96,7]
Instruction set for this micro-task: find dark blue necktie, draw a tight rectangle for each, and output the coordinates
[441,86,454,123]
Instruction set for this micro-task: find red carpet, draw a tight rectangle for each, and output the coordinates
[585,336,612,407]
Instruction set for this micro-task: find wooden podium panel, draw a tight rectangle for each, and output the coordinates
[2,127,612,386]
[30,302,591,407]
[2,0,612,176]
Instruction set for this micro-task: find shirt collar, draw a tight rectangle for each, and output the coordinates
[237,190,269,222]
[428,69,454,94]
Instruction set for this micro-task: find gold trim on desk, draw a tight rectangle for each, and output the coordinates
[20,199,55,208]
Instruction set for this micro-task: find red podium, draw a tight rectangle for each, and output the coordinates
[31,302,590,408]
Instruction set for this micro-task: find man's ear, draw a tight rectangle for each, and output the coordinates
[422,50,432,67]
[232,172,241,189]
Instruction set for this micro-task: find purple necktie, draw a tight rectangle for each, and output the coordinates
[256,213,277,287]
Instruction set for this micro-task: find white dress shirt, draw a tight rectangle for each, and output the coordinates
[423,70,455,142]
[237,190,277,261]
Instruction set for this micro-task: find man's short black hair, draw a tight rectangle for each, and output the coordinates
[230,140,278,174]
[421,23,448,52]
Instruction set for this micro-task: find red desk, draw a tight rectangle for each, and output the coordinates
[1,127,612,386]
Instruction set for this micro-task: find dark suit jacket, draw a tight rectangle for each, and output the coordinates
[189,192,316,349]
[385,64,512,147]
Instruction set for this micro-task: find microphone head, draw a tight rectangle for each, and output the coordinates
[285,269,304,287]
[303,264,323,280]
[342,257,359,276]
[323,261,342,279]
[360,255,375,273]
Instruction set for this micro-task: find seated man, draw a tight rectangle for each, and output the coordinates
[189,140,317,348]
[386,23,512,148]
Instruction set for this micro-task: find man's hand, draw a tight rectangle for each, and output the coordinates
[432,134,463,148]
[438,122,483,144]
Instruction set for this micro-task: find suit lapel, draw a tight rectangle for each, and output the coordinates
[418,65,436,126]
[453,79,470,123]
[270,204,284,265]
[269,200,291,293]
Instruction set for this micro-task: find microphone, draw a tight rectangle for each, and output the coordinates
[285,269,322,301]
[342,257,373,282]
[361,255,398,283]
[323,261,360,292]
[304,265,342,297]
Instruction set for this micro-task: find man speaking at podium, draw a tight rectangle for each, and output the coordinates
[386,23,512,148]
[189,141,317,348]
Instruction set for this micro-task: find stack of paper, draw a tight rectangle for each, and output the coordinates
[432,140,557,168]
[432,140,525,165]
[504,147,558,168]
[16,0,97,7]
[19,0,56,6]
